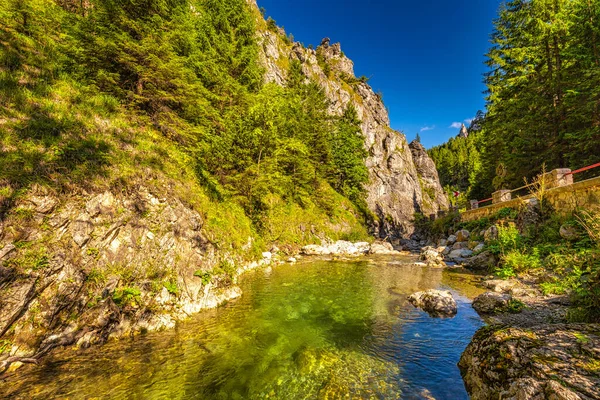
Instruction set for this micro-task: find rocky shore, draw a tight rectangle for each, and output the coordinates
[415,227,600,399]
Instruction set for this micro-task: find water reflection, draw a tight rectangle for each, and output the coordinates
[1,257,484,399]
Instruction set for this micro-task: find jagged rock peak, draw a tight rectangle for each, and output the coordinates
[458,123,469,138]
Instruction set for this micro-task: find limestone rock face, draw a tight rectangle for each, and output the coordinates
[409,140,449,216]
[250,1,448,238]
[0,188,268,362]
[458,124,469,138]
[459,324,600,400]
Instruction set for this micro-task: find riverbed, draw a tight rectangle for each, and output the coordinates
[1,256,485,399]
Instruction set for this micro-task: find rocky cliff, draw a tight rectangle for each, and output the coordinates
[409,140,449,215]
[250,1,448,237]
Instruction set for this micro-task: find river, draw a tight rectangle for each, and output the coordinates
[1,255,485,399]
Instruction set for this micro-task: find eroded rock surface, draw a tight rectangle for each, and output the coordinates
[459,324,600,400]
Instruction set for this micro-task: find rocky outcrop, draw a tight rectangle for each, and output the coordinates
[409,140,449,216]
[0,187,273,369]
[459,324,600,400]
[249,2,448,238]
[408,289,457,317]
[458,124,469,138]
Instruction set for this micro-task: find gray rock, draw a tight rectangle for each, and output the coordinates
[409,140,449,218]
[463,250,497,272]
[472,292,512,314]
[28,195,58,214]
[369,240,400,255]
[448,249,473,259]
[72,213,93,247]
[483,279,517,293]
[456,229,470,242]
[408,289,457,317]
[438,238,447,247]
[452,241,469,250]
[0,243,16,261]
[86,191,116,217]
[301,240,371,256]
[484,225,498,242]
[447,235,457,245]
[420,246,445,267]
[472,243,485,253]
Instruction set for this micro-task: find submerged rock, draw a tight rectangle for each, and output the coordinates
[459,324,600,400]
[408,289,457,317]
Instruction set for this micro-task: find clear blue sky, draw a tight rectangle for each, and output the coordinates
[256,0,503,149]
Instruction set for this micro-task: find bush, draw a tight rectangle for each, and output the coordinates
[112,287,142,307]
[488,223,522,255]
[495,265,516,279]
[503,249,542,273]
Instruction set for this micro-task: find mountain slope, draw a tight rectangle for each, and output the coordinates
[248,0,448,236]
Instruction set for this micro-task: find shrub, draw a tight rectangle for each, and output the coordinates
[194,270,213,286]
[495,264,516,279]
[503,249,542,273]
[112,287,142,307]
[163,280,179,295]
[488,223,522,255]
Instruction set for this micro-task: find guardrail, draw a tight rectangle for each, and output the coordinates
[469,163,600,210]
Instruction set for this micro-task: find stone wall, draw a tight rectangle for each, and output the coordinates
[461,176,600,222]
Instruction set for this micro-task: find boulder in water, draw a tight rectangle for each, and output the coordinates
[408,289,457,317]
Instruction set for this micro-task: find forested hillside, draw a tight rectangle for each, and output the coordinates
[431,0,600,199]
[0,0,371,233]
[428,114,484,204]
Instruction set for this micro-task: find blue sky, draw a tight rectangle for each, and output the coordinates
[256,0,503,148]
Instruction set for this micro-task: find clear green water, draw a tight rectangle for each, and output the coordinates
[1,257,484,399]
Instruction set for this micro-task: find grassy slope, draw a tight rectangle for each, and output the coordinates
[0,0,370,259]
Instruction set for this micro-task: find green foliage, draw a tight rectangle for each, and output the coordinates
[506,299,526,313]
[495,264,516,279]
[428,111,485,200]
[475,0,600,193]
[502,249,542,273]
[194,270,213,286]
[487,223,522,256]
[112,287,142,307]
[163,280,179,295]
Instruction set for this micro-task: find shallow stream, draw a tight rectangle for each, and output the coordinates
[2,256,485,399]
